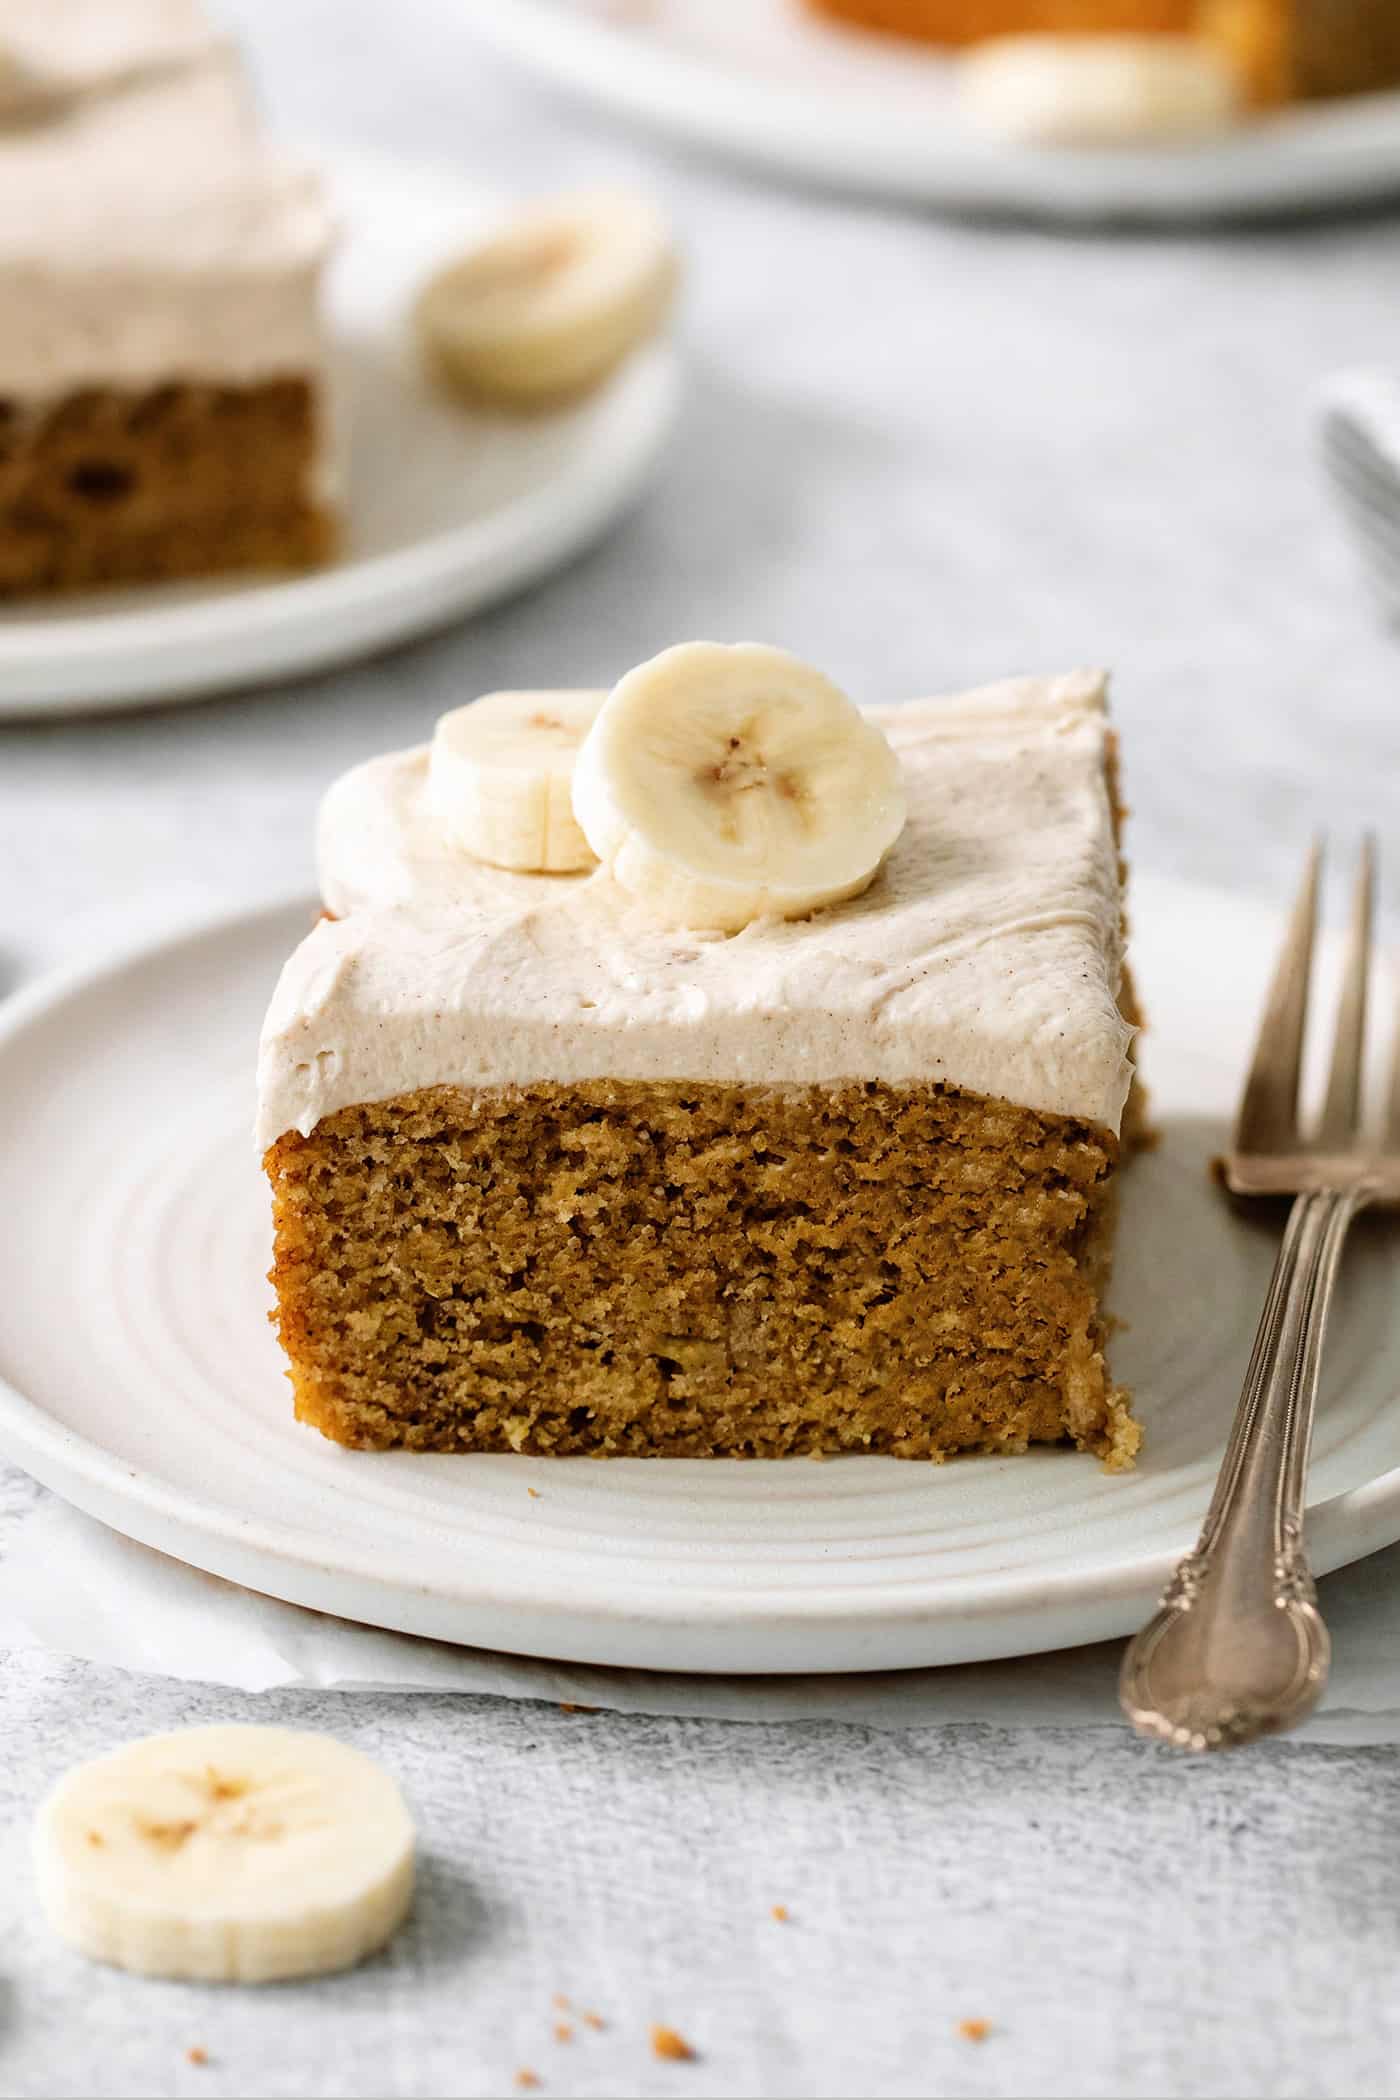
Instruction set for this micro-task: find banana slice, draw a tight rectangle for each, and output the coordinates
[957,36,1239,147]
[430,690,605,873]
[34,1724,415,1984]
[571,642,906,934]
[414,192,678,409]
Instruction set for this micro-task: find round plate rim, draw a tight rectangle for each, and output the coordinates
[4,885,1400,1670]
[454,0,1400,223]
[0,144,679,718]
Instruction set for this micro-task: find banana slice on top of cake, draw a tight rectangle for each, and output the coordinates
[259,647,1143,1469]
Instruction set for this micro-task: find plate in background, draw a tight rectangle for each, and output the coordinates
[1,872,1399,1673]
[0,147,678,718]
[457,0,1400,222]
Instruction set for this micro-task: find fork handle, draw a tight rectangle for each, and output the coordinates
[1119,1187,1363,1752]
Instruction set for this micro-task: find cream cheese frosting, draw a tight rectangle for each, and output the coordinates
[0,6,331,401]
[256,670,1136,1150]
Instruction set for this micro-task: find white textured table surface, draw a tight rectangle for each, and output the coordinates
[6,5,1400,2095]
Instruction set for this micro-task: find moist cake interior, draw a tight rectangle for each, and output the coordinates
[267,1071,1141,1469]
[0,379,333,594]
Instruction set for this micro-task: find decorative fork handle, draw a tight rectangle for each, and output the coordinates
[1120,1187,1365,1752]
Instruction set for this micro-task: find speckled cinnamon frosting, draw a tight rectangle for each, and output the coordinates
[258,671,1134,1149]
[0,3,331,403]
[261,670,1143,1468]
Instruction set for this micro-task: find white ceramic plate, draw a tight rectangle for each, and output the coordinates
[458,0,1400,222]
[0,148,678,718]
[2,872,1399,1674]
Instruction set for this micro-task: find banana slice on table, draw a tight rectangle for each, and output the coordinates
[957,35,1240,147]
[34,1724,415,1983]
[414,192,678,409]
[571,642,906,934]
[430,689,605,873]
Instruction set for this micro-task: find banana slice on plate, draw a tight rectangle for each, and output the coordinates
[430,689,605,872]
[414,192,678,409]
[957,35,1240,147]
[571,642,906,934]
[34,1724,415,1983]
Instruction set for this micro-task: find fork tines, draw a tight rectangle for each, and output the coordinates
[1228,839,1389,1198]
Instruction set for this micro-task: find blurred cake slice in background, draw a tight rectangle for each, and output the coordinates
[804,2,1192,43]
[0,1,335,597]
[806,0,1400,104]
[1197,0,1400,104]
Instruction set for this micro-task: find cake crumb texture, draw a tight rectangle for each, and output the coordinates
[266,1078,1138,1465]
[0,379,333,595]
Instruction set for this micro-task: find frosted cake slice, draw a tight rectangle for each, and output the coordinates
[0,0,334,594]
[259,664,1142,1466]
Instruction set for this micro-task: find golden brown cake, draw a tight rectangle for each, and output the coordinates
[0,381,333,595]
[805,0,1400,100]
[258,667,1142,1467]
[0,2,335,598]
[1197,0,1400,102]
[806,0,1189,43]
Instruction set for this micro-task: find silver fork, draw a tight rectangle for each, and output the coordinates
[1120,838,1390,1752]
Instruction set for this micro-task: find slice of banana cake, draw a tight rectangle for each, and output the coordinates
[259,646,1142,1466]
[0,1,335,596]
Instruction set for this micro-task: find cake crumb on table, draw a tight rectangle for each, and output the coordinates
[527,1488,540,1499]
[583,2011,605,2031]
[551,1995,569,2010]
[958,2019,991,2042]
[553,2023,573,2044]
[186,2048,208,2067]
[770,1903,790,1922]
[651,2026,695,2062]
[514,2071,540,2090]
